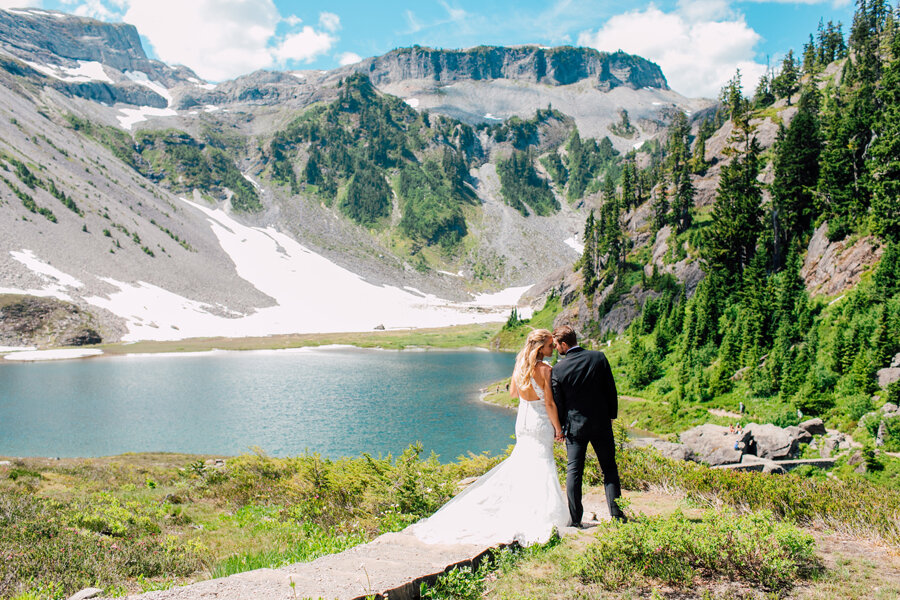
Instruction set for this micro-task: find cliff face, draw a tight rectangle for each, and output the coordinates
[359,46,669,91]
[0,9,149,72]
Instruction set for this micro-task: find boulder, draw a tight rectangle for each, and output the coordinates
[679,424,750,466]
[630,438,694,462]
[822,433,846,457]
[799,418,826,436]
[881,403,899,416]
[877,367,900,389]
[744,423,801,460]
[786,425,813,445]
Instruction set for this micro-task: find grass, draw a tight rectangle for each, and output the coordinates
[0,446,505,599]
[92,323,503,356]
[4,441,900,599]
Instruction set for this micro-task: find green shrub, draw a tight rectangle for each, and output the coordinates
[618,446,900,545]
[0,491,205,599]
[577,510,819,591]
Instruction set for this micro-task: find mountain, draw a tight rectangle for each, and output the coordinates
[0,8,713,345]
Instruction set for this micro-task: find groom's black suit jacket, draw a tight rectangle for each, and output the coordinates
[550,347,618,439]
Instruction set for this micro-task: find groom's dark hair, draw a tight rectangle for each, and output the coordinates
[553,325,577,348]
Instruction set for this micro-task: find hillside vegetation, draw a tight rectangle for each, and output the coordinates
[506,1,900,458]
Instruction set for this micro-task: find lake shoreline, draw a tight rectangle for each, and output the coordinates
[0,322,513,362]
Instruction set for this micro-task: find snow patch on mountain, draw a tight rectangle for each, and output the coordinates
[117,106,178,129]
[124,70,172,105]
[23,59,113,83]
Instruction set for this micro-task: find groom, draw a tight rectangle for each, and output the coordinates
[551,325,626,525]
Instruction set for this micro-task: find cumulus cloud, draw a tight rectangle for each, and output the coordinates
[273,26,336,63]
[0,0,42,7]
[578,1,767,98]
[62,0,339,81]
[338,52,362,66]
[318,11,340,33]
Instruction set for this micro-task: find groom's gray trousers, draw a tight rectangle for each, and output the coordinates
[565,419,624,524]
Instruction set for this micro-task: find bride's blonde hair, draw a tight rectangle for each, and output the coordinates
[512,329,553,391]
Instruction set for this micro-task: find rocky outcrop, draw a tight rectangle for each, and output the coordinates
[630,438,695,461]
[0,8,148,72]
[0,8,199,93]
[802,223,883,296]
[55,80,168,108]
[643,225,705,296]
[357,46,669,90]
[678,424,751,466]
[876,353,900,389]
[0,294,103,348]
[799,418,827,437]
[744,423,807,460]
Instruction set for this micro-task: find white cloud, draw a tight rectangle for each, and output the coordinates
[274,26,336,63]
[404,1,468,35]
[578,2,767,98]
[0,0,41,7]
[338,51,362,66]
[318,11,340,33]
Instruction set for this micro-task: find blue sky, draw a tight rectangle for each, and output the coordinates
[11,0,856,97]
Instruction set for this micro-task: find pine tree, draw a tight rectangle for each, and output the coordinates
[581,210,598,295]
[772,50,800,103]
[620,160,636,210]
[672,162,694,233]
[802,35,819,74]
[870,27,900,241]
[689,118,714,174]
[771,87,821,268]
[703,107,763,284]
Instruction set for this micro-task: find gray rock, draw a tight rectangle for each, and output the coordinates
[876,421,887,447]
[799,418,826,436]
[821,433,846,457]
[679,424,750,466]
[744,423,801,460]
[801,223,884,296]
[877,367,900,390]
[630,438,694,462]
[67,588,103,600]
[351,46,669,90]
[882,403,899,415]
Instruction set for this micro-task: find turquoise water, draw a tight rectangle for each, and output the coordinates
[0,348,517,460]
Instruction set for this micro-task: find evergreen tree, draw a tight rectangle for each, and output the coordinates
[580,210,598,295]
[870,27,900,241]
[770,87,821,267]
[304,149,323,185]
[772,50,800,103]
[753,73,776,108]
[703,108,763,284]
[689,118,714,174]
[802,35,819,74]
[620,160,637,210]
[672,162,695,233]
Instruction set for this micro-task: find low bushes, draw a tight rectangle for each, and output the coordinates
[577,510,820,591]
[614,446,900,546]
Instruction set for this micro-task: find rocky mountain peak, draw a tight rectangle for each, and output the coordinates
[0,8,149,72]
[354,45,669,91]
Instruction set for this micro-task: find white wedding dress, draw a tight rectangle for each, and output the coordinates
[409,378,570,546]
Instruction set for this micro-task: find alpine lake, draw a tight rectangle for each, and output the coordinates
[0,348,517,460]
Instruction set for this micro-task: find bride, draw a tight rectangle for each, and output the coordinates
[409,329,570,546]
